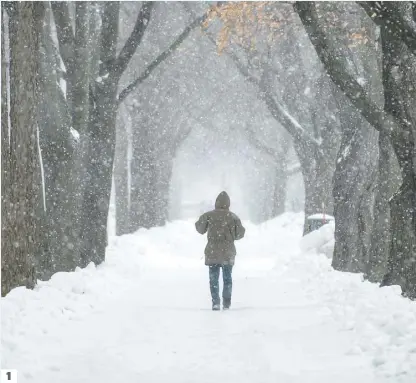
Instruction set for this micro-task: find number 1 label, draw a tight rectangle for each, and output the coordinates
[1,370,17,382]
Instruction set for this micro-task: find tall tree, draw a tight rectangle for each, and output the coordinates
[295,1,416,297]
[1,2,45,296]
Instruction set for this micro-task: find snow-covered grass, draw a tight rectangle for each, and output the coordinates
[1,212,415,382]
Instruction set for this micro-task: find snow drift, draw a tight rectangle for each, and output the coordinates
[1,212,415,383]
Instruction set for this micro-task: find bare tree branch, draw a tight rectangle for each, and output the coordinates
[357,1,416,55]
[294,1,404,141]
[117,11,208,103]
[113,2,154,78]
[219,42,323,153]
[186,2,324,155]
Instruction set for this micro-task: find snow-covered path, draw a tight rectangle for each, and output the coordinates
[2,213,416,383]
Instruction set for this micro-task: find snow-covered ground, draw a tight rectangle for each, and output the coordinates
[2,212,416,382]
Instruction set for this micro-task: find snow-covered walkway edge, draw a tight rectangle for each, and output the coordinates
[1,212,415,382]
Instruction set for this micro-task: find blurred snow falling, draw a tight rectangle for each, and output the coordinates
[1,2,415,383]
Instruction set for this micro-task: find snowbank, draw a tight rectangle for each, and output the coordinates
[1,212,415,382]
[300,221,335,258]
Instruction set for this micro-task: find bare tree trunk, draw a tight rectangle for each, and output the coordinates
[38,4,76,278]
[78,2,120,267]
[332,104,378,273]
[1,5,11,292]
[366,133,400,282]
[270,146,289,218]
[2,2,44,296]
[129,119,158,231]
[154,157,173,226]
[295,141,334,235]
[379,22,416,298]
[114,106,130,235]
[79,91,118,267]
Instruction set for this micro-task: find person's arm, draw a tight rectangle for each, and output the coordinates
[233,216,245,240]
[195,213,209,234]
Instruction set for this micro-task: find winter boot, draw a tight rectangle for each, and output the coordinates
[212,303,221,311]
[223,298,231,310]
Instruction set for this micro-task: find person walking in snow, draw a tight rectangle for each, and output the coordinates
[195,191,246,311]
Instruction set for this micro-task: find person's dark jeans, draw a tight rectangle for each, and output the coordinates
[209,264,233,306]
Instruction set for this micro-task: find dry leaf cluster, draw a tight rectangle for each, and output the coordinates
[203,2,369,53]
[202,2,292,53]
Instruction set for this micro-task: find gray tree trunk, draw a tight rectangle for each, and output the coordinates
[366,133,400,282]
[332,104,378,273]
[155,158,173,226]
[114,106,130,235]
[78,2,120,266]
[269,145,289,219]
[2,2,44,296]
[129,119,159,231]
[295,141,334,235]
[1,4,11,294]
[37,4,76,277]
[79,90,118,266]
[72,2,89,134]
[379,19,416,298]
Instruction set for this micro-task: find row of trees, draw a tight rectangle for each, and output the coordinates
[2,2,415,300]
[202,1,415,297]
[1,1,208,295]
[296,2,415,298]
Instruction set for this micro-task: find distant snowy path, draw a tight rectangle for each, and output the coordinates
[2,213,415,383]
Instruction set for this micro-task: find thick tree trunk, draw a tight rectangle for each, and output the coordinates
[366,133,400,282]
[79,86,118,267]
[129,121,159,231]
[70,2,90,252]
[302,174,333,232]
[382,184,415,292]
[295,141,334,235]
[332,106,378,273]
[1,6,11,293]
[2,2,44,296]
[71,2,119,268]
[37,9,76,277]
[379,21,416,298]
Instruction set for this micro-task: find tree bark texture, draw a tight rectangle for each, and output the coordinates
[2,2,44,296]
